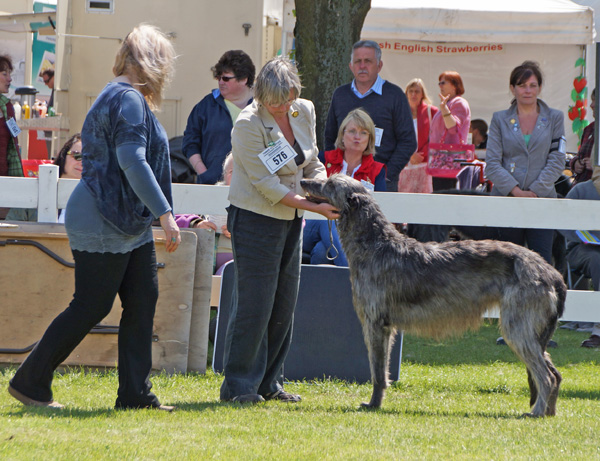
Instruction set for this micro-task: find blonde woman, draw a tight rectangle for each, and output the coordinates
[9,24,179,411]
[304,109,385,266]
[220,57,339,404]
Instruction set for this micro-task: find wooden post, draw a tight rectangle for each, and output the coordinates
[37,164,59,223]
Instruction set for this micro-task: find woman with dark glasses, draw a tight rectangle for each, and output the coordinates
[182,50,255,184]
[53,133,83,179]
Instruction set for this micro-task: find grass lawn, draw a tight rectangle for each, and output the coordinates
[1,321,599,460]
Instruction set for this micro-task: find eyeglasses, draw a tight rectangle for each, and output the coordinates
[67,150,82,161]
[217,75,237,82]
[438,81,446,86]
[269,97,297,109]
[344,128,369,137]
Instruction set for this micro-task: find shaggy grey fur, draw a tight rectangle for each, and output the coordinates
[301,174,566,417]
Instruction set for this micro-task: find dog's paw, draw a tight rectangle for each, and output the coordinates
[360,402,380,410]
[519,412,543,419]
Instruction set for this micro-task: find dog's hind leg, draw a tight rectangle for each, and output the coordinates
[518,353,556,417]
[545,353,562,416]
[361,320,393,409]
[504,330,554,417]
[526,369,538,408]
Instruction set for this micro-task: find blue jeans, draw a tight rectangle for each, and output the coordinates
[10,242,161,408]
[220,206,302,400]
[302,219,348,266]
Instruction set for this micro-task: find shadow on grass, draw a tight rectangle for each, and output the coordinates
[353,403,528,419]
[401,321,600,367]
[557,388,600,401]
[4,401,228,418]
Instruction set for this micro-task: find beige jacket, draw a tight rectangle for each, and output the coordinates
[228,98,326,220]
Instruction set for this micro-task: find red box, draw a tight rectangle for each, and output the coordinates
[22,159,53,178]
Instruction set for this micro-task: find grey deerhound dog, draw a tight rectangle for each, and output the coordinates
[301,174,566,417]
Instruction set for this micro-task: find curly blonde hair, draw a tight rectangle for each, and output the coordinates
[112,24,176,110]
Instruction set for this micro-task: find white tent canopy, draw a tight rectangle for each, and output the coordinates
[361,0,596,151]
[364,0,595,45]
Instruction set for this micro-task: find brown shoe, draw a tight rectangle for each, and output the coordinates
[230,394,265,404]
[581,335,600,348]
[8,385,64,409]
[154,404,176,412]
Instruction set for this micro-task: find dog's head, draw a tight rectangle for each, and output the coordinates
[301,174,371,213]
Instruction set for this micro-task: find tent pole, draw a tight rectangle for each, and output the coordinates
[592,42,600,166]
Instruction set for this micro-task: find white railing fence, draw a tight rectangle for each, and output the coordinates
[2,164,599,322]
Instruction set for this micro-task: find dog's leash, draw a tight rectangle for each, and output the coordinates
[325,219,340,261]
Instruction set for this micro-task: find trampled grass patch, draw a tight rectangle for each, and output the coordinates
[1,322,599,459]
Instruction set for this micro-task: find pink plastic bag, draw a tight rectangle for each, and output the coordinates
[426,143,475,178]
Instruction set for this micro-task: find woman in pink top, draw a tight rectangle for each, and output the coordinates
[429,71,471,190]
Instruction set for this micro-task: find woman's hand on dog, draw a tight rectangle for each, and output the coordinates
[280,192,340,219]
[314,202,340,220]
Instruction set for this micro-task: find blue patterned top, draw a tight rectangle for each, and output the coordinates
[66,82,172,253]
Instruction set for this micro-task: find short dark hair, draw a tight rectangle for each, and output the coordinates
[53,133,81,177]
[470,119,488,136]
[510,61,543,88]
[438,71,465,96]
[211,50,256,88]
[42,69,54,79]
[0,54,13,73]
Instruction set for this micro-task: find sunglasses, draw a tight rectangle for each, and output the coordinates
[67,150,82,161]
[438,81,447,86]
[217,75,237,82]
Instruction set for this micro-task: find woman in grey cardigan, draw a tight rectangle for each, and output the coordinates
[485,61,565,264]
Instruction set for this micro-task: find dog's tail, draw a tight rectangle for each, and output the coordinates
[537,278,567,351]
[554,278,566,320]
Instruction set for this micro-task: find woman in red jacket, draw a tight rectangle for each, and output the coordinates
[323,108,386,191]
[303,109,385,266]
[398,78,438,193]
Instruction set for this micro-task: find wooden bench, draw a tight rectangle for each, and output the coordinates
[0,222,214,373]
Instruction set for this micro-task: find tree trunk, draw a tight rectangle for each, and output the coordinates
[294,0,371,151]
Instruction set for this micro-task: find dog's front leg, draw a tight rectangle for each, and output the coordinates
[361,320,391,409]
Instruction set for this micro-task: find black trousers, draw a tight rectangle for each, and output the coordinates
[496,227,554,265]
[220,206,302,400]
[10,241,161,408]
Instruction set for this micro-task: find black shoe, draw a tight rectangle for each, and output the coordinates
[264,390,301,402]
[581,335,600,348]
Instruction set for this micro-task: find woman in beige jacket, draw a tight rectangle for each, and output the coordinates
[220,58,338,404]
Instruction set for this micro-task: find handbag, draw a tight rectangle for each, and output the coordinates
[426,128,475,178]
